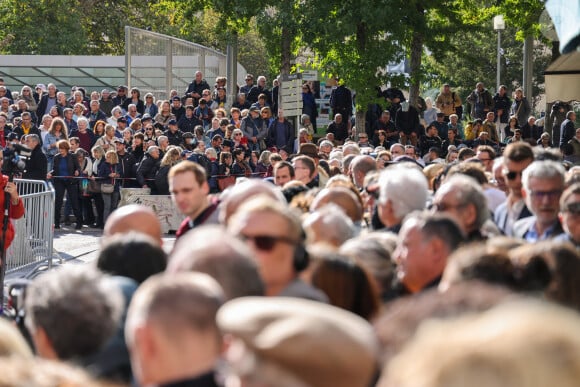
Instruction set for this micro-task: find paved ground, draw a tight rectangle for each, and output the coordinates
[5,225,176,282]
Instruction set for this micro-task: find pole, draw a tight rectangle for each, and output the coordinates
[226,33,238,114]
[523,35,533,99]
[496,30,501,92]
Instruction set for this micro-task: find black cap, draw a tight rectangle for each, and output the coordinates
[168,119,177,125]
[222,139,233,148]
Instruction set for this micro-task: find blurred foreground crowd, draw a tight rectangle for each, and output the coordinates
[0,74,580,387]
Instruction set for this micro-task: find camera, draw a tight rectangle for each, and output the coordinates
[2,143,32,178]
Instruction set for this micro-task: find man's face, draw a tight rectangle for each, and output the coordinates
[115,142,125,153]
[258,78,266,87]
[1,99,9,109]
[275,166,292,186]
[48,84,56,95]
[450,116,458,125]
[476,83,484,92]
[503,158,532,195]
[91,102,99,112]
[432,186,472,234]
[172,99,181,108]
[170,171,209,218]
[229,210,295,294]
[443,85,450,93]
[405,147,415,158]
[393,222,436,292]
[391,146,404,158]
[70,141,79,152]
[195,72,202,82]
[150,149,160,159]
[335,114,342,124]
[128,106,137,116]
[524,176,564,226]
[476,151,493,171]
[528,117,536,126]
[21,116,32,126]
[437,115,444,122]
[293,160,311,184]
[560,193,580,243]
[487,112,495,121]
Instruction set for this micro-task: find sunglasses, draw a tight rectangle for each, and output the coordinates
[239,234,296,251]
[504,170,523,180]
[564,202,580,215]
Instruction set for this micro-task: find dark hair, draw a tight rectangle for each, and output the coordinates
[311,253,381,321]
[503,142,534,162]
[97,232,167,284]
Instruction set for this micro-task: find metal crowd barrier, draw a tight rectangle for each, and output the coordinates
[5,179,55,275]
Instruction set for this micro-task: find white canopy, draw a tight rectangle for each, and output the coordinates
[544,51,580,103]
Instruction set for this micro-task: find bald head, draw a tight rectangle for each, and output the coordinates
[103,205,163,246]
[219,180,286,225]
[311,187,363,223]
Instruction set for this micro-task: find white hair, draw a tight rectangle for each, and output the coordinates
[379,165,428,218]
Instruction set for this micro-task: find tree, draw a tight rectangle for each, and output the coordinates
[0,0,87,54]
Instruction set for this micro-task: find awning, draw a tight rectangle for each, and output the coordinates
[544,51,580,103]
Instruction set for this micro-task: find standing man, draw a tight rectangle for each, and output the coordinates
[513,160,565,242]
[169,161,220,238]
[330,80,353,125]
[240,74,254,96]
[560,111,577,148]
[228,197,327,301]
[493,85,511,142]
[493,142,534,235]
[435,84,462,122]
[274,161,294,187]
[125,272,224,387]
[466,82,494,120]
[247,76,272,106]
[393,212,464,295]
[115,139,137,188]
[185,71,210,106]
[23,134,48,180]
[326,114,349,145]
[267,109,294,151]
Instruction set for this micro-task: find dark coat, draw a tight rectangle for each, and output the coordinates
[23,144,48,181]
[136,154,160,188]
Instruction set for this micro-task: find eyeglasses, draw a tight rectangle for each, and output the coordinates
[431,202,466,212]
[239,234,296,251]
[359,136,368,139]
[504,170,523,180]
[563,202,580,215]
[529,190,562,201]
[234,133,242,136]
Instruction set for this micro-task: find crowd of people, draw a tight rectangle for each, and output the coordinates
[0,73,580,385]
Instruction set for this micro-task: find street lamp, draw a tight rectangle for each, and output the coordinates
[494,15,506,92]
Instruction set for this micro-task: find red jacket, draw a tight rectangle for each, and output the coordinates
[0,176,25,249]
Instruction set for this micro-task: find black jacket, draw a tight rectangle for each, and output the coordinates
[51,153,82,184]
[136,154,160,188]
[23,145,48,181]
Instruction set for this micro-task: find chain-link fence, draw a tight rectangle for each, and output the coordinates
[125,26,246,101]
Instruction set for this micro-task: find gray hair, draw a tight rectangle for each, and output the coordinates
[303,204,355,246]
[76,116,89,127]
[25,266,123,360]
[522,160,566,193]
[440,175,490,229]
[320,140,334,149]
[379,165,428,219]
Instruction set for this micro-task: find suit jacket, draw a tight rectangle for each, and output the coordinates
[512,216,564,242]
[493,200,533,235]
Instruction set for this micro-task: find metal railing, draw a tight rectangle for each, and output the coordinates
[125,26,247,101]
[5,179,55,274]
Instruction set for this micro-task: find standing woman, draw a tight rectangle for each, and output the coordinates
[76,149,95,227]
[20,85,37,112]
[43,117,69,172]
[98,150,122,224]
[48,140,83,229]
[510,88,531,130]
[143,93,158,117]
[123,87,145,115]
[231,148,252,178]
[302,83,318,125]
[90,145,106,228]
[154,147,182,196]
[154,100,175,127]
[506,115,519,140]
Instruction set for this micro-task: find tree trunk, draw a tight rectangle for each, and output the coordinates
[408,30,423,109]
[280,25,291,76]
[355,109,366,138]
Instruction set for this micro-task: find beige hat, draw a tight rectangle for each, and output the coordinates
[217,297,379,387]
